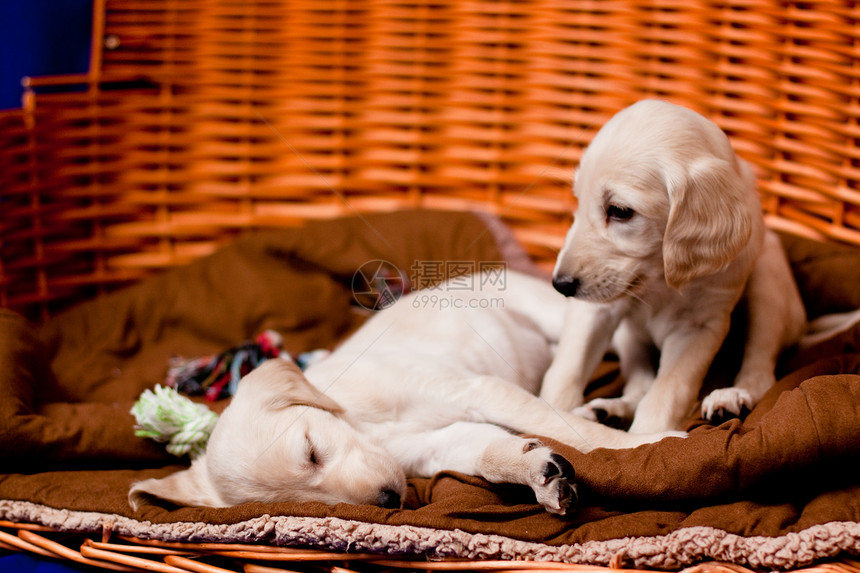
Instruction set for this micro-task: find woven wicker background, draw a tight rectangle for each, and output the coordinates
[2,0,860,320]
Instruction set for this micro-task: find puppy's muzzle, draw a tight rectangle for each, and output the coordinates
[378,488,402,509]
[552,275,580,298]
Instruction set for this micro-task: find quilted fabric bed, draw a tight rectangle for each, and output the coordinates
[1,209,859,570]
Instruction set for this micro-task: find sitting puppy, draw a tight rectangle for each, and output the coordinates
[543,100,806,434]
[130,270,683,514]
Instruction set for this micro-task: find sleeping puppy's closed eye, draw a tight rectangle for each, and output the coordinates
[542,100,806,433]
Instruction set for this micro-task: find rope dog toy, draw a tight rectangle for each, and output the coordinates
[131,331,329,457]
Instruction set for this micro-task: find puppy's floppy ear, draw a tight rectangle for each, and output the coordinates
[129,457,223,509]
[663,156,753,289]
[244,358,344,414]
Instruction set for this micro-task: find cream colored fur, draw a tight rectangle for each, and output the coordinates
[130,270,685,514]
[543,100,807,433]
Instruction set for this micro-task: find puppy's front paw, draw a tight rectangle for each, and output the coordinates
[528,449,577,516]
[702,387,753,424]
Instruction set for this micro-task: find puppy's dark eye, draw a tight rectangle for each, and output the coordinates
[607,204,635,222]
[309,448,319,465]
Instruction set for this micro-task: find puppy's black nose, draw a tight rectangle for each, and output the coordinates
[552,276,580,297]
[378,489,401,509]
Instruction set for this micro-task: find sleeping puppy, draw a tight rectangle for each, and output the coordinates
[130,270,683,514]
[542,100,806,434]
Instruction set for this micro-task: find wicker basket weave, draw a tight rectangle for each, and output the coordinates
[4,0,860,321]
[1,519,859,573]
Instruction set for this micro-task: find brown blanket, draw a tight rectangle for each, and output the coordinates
[1,210,859,570]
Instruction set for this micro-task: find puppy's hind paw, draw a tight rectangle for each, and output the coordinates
[702,388,753,424]
[573,398,632,429]
[531,451,578,516]
[573,404,600,422]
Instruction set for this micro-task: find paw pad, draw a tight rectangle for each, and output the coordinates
[544,453,576,481]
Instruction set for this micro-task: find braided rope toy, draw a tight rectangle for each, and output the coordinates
[131,331,330,457]
[166,330,288,402]
[131,385,218,459]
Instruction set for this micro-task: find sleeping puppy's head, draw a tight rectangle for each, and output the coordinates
[554,99,760,299]
[129,358,406,510]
